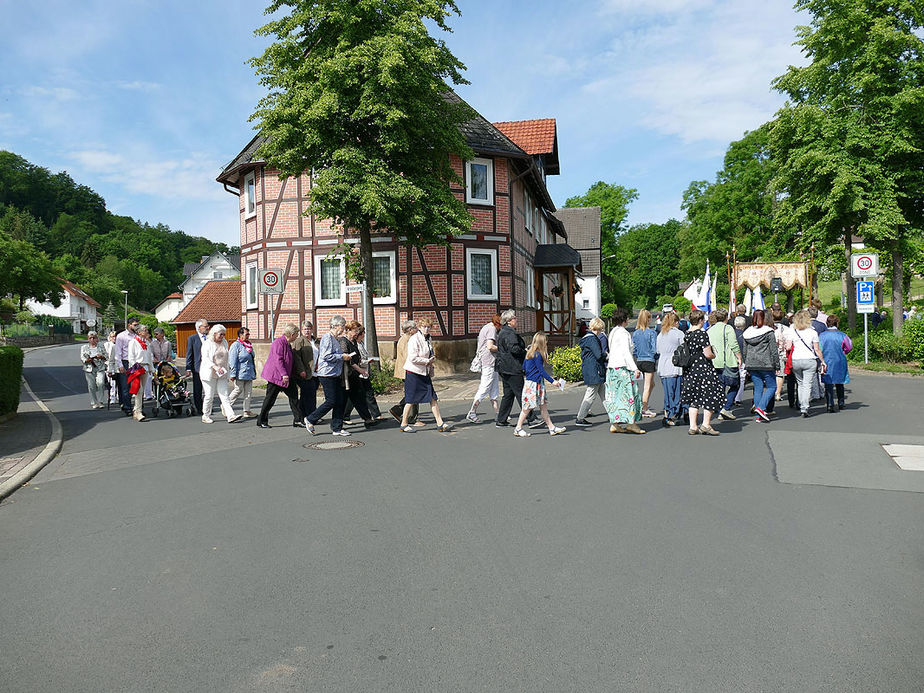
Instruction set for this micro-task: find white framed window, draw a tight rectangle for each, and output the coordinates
[466,248,498,301]
[526,264,536,309]
[213,271,223,279]
[314,254,345,306]
[583,299,590,309]
[465,158,494,205]
[524,189,532,234]
[244,171,256,218]
[246,263,258,309]
[370,251,396,304]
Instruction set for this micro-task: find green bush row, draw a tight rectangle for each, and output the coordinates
[0,345,24,416]
[845,318,924,367]
[549,345,583,382]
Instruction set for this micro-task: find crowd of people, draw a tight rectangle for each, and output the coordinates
[80,299,854,437]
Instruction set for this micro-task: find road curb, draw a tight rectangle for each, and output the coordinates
[0,377,64,501]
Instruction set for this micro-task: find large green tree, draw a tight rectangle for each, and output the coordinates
[614,219,684,308]
[564,182,638,305]
[770,0,924,333]
[250,0,475,354]
[0,230,62,309]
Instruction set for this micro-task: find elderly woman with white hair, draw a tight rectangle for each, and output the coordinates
[200,323,242,424]
[305,316,353,436]
[256,323,304,429]
[80,331,108,409]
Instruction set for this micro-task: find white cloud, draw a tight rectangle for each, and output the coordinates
[68,148,226,203]
[115,80,161,92]
[19,86,80,102]
[598,0,714,16]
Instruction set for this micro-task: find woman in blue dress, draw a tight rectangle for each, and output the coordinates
[818,314,853,412]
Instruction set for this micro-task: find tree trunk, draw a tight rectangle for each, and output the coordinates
[845,231,857,333]
[358,229,379,357]
[891,241,903,336]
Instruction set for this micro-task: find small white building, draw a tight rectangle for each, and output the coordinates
[25,280,100,332]
[553,207,602,321]
[154,292,184,323]
[180,251,241,305]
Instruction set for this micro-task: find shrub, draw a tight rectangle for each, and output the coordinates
[600,304,617,320]
[868,330,911,362]
[549,345,583,382]
[14,310,34,324]
[672,296,692,315]
[370,360,402,395]
[0,345,24,416]
[903,319,924,365]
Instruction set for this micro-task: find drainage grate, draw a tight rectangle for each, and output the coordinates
[303,440,366,451]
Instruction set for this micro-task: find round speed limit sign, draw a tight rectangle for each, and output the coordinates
[259,269,284,294]
[851,253,879,278]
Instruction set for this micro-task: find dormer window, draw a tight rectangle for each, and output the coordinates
[465,158,494,205]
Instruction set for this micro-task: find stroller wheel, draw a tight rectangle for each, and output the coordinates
[152,405,159,417]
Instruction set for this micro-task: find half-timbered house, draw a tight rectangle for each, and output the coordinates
[216,99,583,370]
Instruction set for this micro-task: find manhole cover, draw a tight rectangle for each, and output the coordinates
[303,440,366,451]
[291,458,311,463]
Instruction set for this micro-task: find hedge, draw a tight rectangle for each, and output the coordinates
[550,345,583,382]
[0,345,24,416]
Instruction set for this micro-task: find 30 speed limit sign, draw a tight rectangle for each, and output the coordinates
[850,253,879,278]
[259,269,284,294]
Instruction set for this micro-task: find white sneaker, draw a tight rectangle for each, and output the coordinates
[549,426,566,436]
[332,430,352,436]
[201,416,214,424]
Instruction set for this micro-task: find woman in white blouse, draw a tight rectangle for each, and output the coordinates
[604,307,645,434]
[79,331,108,409]
[199,324,242,424]
[786,310,827,417]
[126,325,154,421]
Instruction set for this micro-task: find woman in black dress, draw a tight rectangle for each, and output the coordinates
[681,310,725,436]
[337,322,380,429]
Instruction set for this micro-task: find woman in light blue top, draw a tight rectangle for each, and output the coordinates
[631,309,658,418]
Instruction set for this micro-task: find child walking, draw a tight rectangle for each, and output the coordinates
[514,332,567,437]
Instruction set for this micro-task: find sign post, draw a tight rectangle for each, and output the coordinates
[856,280,875,364]
[259,269,285,338]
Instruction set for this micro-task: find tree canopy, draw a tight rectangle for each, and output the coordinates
[0,151,237,312]
[770,0,924,332]
[250,0,476,353]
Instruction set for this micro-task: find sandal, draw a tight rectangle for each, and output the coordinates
[436,422,454,432]
[688,428,699,435]
[400,426,417,433]
[699,424,720,436]
[514,428,530,438]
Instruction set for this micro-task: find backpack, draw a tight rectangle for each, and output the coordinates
[672,342,693,369]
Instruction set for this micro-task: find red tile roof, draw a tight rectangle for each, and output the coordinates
[60,279,101,308]
[492,119,557,155]
[171,280,241,325]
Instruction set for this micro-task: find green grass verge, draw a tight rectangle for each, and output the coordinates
[852,361,924,375]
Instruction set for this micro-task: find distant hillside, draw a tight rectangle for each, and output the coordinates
[0,150,237,311]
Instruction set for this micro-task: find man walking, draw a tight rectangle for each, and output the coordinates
[305,315,353,436]
[494,310,540,428]
[114,317,140,416]
[185,318,209,415]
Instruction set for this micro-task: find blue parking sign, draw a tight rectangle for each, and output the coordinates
[856,281,874,304]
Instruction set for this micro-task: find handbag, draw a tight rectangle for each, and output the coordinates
[784,345,794,375]
[469,343,483,373]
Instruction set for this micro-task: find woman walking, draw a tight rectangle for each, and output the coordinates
[604,307,645,434]
[104,330,120,405]
[741,309,780,423]
[632,309,658,417]
[228,327,257,418]
[466,315,501,423]
[126,325,154,422]
[513,332,566,437]
[200,324,242,424]
[656,312,684,427]
[788,310,827,417]
[575,317,607,427]
[680,310,725,436]
[341,321,382,428]
[80,331,108,409]
[399,317,453,433]
[258,324,305,429]
[819,314,852,412]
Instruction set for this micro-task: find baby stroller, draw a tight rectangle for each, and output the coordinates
[151,362,194,417]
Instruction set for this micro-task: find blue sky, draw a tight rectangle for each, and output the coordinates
[0,0,806,247]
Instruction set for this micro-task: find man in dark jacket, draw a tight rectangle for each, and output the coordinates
[185,318,209,415]
[494,310,539,428]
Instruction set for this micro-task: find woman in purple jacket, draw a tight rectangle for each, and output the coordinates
[256,324,304,429]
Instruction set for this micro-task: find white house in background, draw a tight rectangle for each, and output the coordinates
[553,207,602,321]
[179,251,240,305]
[154,292,184,323]
[25,279,100,332]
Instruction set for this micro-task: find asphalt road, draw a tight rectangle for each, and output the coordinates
[1,344,922,692]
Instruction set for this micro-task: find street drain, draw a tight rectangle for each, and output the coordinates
[303,440,366,451]
[291,458,311,463]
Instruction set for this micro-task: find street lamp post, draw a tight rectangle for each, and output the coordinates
[120,290,128,331]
